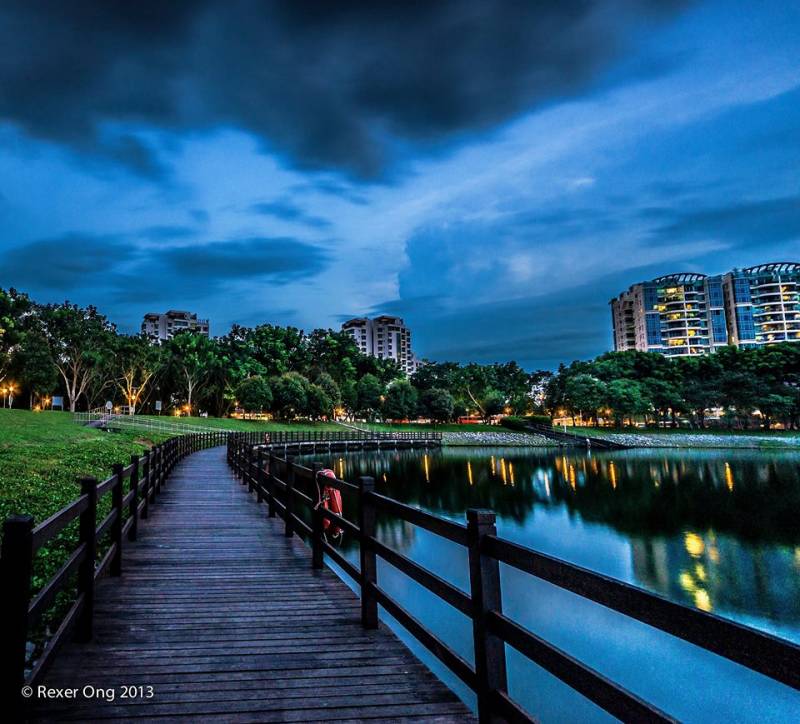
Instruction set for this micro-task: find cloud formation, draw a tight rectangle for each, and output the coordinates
[0,0,688,178]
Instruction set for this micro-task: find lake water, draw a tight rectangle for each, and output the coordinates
[300,446,800,722]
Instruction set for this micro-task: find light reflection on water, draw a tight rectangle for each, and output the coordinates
[304,447,800,722]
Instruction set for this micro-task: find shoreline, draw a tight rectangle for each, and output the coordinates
[440,429,800,450]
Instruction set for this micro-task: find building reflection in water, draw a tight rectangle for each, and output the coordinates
[306,445,800,637]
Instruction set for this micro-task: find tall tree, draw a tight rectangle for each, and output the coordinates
[17,331,57,408]
[38,302,115,412]
[382,380,418,421]
[114,334,166,414]
[167,331,218,413]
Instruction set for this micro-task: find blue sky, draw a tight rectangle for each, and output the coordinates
[1,0,799,369]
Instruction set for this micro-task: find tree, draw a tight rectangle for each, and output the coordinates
[114,334,166,414]
[236,376,273,414]
[271,372,310,419]
[419,388,455,422]
[605,379,649,427]
[356,374,384,419]
[314,372,341,412]
[38,302,116,412]
[168,331,218,414]
[17,331,57,408]
[564,373,604,426]
[480,389,506,421]
[307,384,333,420]
[0,288,31,385]
[382,380,418,421]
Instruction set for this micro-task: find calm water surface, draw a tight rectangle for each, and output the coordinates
[302,447,800,723]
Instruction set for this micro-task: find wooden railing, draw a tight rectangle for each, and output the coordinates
[233,429,443,446]
[228,433,800,724]
[0,431,227,716]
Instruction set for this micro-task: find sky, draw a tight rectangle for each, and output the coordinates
[1,0,799,370]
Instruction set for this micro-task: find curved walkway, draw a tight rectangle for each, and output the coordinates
[33,446,471,722]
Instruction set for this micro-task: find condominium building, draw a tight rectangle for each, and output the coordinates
[611,262,800,356]
[610,273,728,357]
[342,315,419,375]
[723,263,800,347]
[141,310,210,341]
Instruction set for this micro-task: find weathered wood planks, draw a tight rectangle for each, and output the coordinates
[31,446,472,722]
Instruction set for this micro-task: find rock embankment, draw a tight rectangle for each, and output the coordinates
[589,431,800,449]
[442,430,555,447]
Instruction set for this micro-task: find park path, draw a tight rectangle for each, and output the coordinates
[32,446,472,722]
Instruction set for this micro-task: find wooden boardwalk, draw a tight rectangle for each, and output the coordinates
[32,447,472,722]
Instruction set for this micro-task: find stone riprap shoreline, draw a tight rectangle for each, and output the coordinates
[442,430,555,446]
[582,431,800,449]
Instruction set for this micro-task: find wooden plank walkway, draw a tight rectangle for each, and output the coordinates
[32,446,472,722]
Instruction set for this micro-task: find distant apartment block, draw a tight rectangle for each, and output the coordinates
[142,310,209,341]
[342,315,419,375]
[611,262,800,356]
[723,263,800,347]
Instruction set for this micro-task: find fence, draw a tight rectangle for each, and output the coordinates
[228,432,800,724]
[73,410,231,436]
[0,431,227,716]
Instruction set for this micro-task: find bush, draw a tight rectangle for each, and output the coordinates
[501,414,551,431]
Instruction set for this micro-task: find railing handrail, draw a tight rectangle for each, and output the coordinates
[0,430,229,717]
[228,433,800,723]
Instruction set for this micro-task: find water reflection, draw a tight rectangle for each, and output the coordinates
[318,446,800,635]
[306,446,800,722]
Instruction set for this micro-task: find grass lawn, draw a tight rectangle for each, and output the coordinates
[135,414,344,432]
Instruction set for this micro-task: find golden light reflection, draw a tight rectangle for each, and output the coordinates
[724,462,734,491]
[684,532,705,558]
[679,571,695,592]
[500,458,507,485]
[543,472,550,497]
[509,462,515,487]
[338,457,345,479]
[708,545,720,564]
[423,454,430,483]
[490,456,496,476]
[609,461,617,489]
[694,563,707,582]
[694,589,712,612]
[568,465,576,490]
[382,472,387,483]
[467,461,473,486]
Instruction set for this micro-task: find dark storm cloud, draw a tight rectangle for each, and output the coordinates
[0,0,688,178]
[3,234,137,290]
[250,200,331,229]
[651,194,800,248]
[160,237,330,283]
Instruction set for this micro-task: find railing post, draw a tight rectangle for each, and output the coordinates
[256,449,264,504]
[77,476,98,642]
[268,454,277,518]
[128,454,139,541]
[466,509,508,723]
[358,476,378,629]
[284,455,295,537]
[111,463,124,576]
[247,446,255,493]
[141,452,151,519]
[1,514,34,719]
[311,462,324,569]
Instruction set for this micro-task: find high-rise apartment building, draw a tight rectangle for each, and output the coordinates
[610,273,728,357]
[342,315,419,375]
[611,262,800,356]
[142,310,210,341]
[723,263,800,347]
